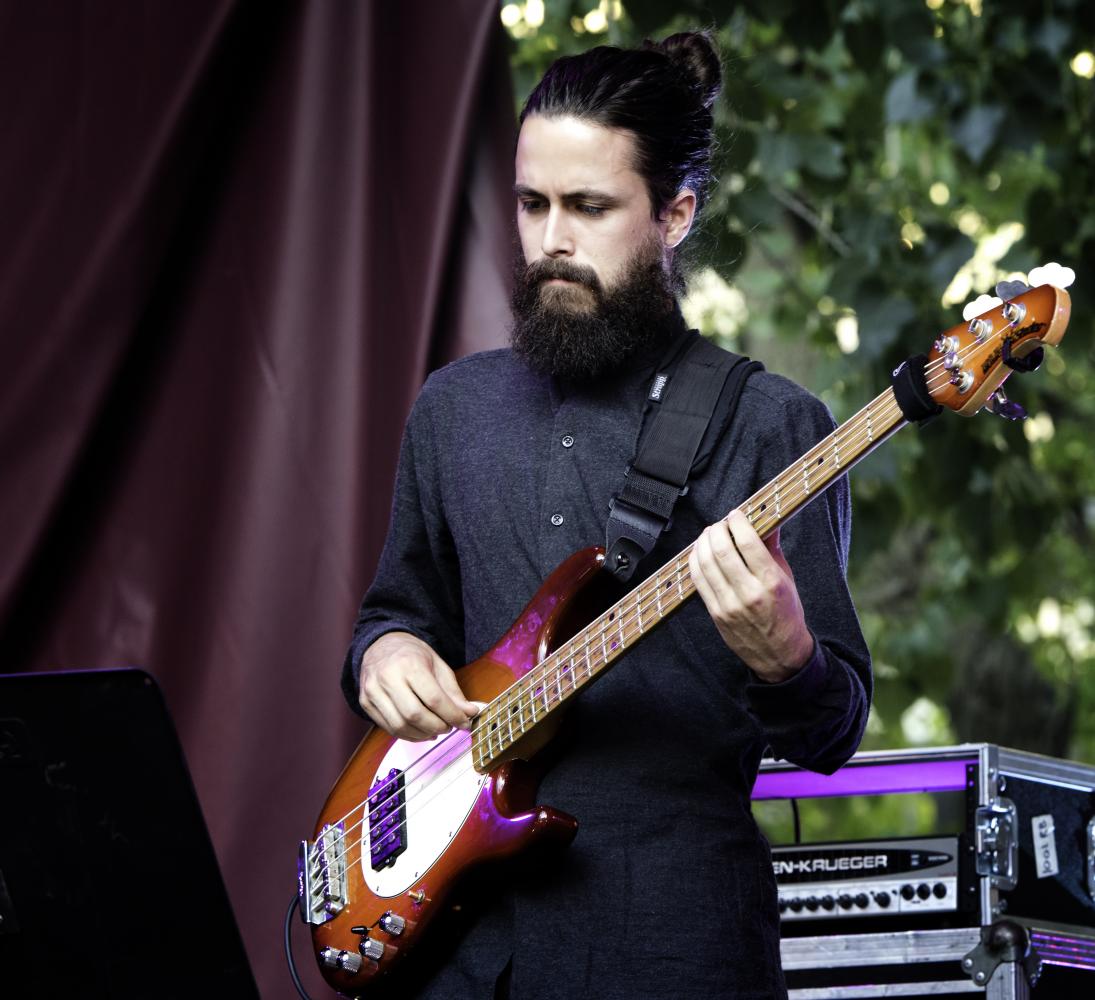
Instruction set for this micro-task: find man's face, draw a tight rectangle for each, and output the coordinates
[510,115,694,380]
[514,115,663,301]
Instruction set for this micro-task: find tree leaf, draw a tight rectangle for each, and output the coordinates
[950,105,1005,165]
[885,71,934,124]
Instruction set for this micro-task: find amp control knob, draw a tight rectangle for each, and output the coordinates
[854,893,870,909]
[875,891,891,908]
[917,883,931,900]
[789,897,804,912]
[933,883,947,899]
[837,894,853,910]
[805,897,819,911]
[820,895,835,911]
[901,884,915,901]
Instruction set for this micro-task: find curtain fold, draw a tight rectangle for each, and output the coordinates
[0,2,514,995]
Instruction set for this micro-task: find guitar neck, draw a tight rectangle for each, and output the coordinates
[470,386,906,772]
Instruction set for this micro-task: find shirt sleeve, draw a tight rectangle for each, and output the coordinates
[339,388,466,716]
[741,390,872,774]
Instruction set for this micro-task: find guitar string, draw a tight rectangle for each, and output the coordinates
[311,322,1031,891]
[307,319,1017,881]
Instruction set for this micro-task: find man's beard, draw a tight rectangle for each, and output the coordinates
[509,238,681,382]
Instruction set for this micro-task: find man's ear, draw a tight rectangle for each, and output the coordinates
[661,188,697,249]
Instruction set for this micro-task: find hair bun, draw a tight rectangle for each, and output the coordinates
[657,31,722,109]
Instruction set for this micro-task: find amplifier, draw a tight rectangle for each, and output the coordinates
[755,744,1095,997]
[773,836,965,921]
[755,743,1095,932]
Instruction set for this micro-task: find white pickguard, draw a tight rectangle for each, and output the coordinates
[363,730,487,897]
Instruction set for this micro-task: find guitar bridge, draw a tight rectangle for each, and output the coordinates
[298,822,346,925]
[368,767,408,871]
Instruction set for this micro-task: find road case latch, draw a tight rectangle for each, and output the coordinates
[975,797,1018,891]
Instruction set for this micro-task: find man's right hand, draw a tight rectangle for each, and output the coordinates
[358,632,481,741]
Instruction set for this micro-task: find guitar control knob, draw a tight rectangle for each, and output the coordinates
[359,936,386,961]
[319,947,363,973]
[379,911,406,936]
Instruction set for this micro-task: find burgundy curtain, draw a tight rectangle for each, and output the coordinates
[0,1,514,995]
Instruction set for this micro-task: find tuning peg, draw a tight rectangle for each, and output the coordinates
[988,388,1026,421]
[996,278,1031,301]
[1028,262,1075,289]
[962,294,1002,322]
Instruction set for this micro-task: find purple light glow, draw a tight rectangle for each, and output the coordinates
[752,759,971,800]
[1030,931,1095,971]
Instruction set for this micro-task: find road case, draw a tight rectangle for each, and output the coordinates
[754,744,1095,997]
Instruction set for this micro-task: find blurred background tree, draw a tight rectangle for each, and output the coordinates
[500,0,1095,793]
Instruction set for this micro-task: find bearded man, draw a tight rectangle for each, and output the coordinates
[341,31,871,1000]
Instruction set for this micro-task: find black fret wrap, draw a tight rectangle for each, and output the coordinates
[605,332,761,583]
[890,353,943,425]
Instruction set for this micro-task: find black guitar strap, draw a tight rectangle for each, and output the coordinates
[605,330,763,583]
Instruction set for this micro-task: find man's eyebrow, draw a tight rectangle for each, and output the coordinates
[514,184,622,205]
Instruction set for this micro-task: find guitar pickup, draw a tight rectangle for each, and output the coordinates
[298,822,346,925]
[368,768,408,871]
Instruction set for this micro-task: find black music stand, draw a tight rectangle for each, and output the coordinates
[0,668,258,998]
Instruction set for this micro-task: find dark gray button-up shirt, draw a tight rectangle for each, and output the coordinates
[342,341,871,999]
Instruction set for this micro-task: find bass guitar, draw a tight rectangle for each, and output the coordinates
[297,275,1071,995]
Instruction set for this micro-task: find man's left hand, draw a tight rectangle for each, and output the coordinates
[689,509,815,682]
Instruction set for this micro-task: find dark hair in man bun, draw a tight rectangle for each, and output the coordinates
[654,32,722,110]
[520,31,722,218]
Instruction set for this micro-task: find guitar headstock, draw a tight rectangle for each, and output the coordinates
[928,266,1072,416]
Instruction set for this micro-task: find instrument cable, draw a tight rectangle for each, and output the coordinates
[285,894,318,1000]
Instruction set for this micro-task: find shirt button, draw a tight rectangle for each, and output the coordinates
[561,434,575,448]
[550,513,564,526]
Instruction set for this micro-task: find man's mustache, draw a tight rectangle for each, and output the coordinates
[523,258,603,295]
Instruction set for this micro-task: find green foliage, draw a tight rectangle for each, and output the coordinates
[506,2,1095,788]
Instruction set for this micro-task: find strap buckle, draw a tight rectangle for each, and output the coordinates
[605,468,688,583]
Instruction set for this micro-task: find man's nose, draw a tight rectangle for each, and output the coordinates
[541,207,574,257]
